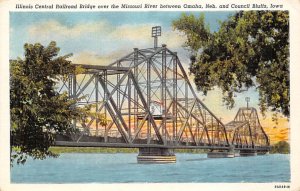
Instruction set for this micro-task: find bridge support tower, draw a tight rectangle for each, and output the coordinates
[137,148,176,163]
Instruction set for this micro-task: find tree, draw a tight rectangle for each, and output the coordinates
[271,141,290,154]
[173,11,289,117]
[10,42,104,164]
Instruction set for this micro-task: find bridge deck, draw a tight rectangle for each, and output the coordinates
[54,141,270,151]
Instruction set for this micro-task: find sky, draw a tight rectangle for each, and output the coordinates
[10,12,232,59]
[9,11,287,126]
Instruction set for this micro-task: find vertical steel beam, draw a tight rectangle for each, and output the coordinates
[134,48,138,136]
[72,74,77,98]
[172,53,177,142]
[68,74,75,141]
[117,61,120,110]
[211,116,214,145]
[72,74,77,131]
[68,74,72,97]
[162,44,167,142]
[147,59,151,144]
[128,78,132,140]
[103,70,108,142]
[185,82,188,117]
[95,73,99,136]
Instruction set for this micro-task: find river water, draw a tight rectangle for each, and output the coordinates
[11,153,290,183]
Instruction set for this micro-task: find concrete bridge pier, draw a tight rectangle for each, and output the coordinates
[137,148,176,163]
[234,150,240,157]
[257,150,269,155]
[240,149,257,157]
[207,145,235,158]
[207,150,235,158]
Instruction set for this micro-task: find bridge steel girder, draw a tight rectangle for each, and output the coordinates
[226,107,270,148]
[56,44,269,150]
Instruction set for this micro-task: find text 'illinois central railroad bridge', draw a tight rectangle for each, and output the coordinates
[55,26,270,163]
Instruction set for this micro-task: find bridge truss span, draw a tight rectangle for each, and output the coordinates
[226,107,270,149]
[57,45,231,149]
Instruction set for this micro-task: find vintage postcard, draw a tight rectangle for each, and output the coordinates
[0,0,300,191]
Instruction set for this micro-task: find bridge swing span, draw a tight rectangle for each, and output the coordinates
[55,26,270,163]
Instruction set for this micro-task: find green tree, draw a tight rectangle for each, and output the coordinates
[271,141,290,154]
[10,42,103,164]
[173,11,289,117]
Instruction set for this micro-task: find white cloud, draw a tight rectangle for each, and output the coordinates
[27,20,186,51]
[70,50,125,66]
[161,30,186,49]
[26,19,189,72]
[110,24,186,49]
[28,20,110,40]
[110,24,152,41]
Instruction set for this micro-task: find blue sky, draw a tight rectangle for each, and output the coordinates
[10,11,271,122]
[10,12,233,58]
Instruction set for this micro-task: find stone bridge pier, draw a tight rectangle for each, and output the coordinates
[137,148,176,163]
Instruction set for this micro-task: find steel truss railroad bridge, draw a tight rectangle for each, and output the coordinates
[55,27,270,163]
